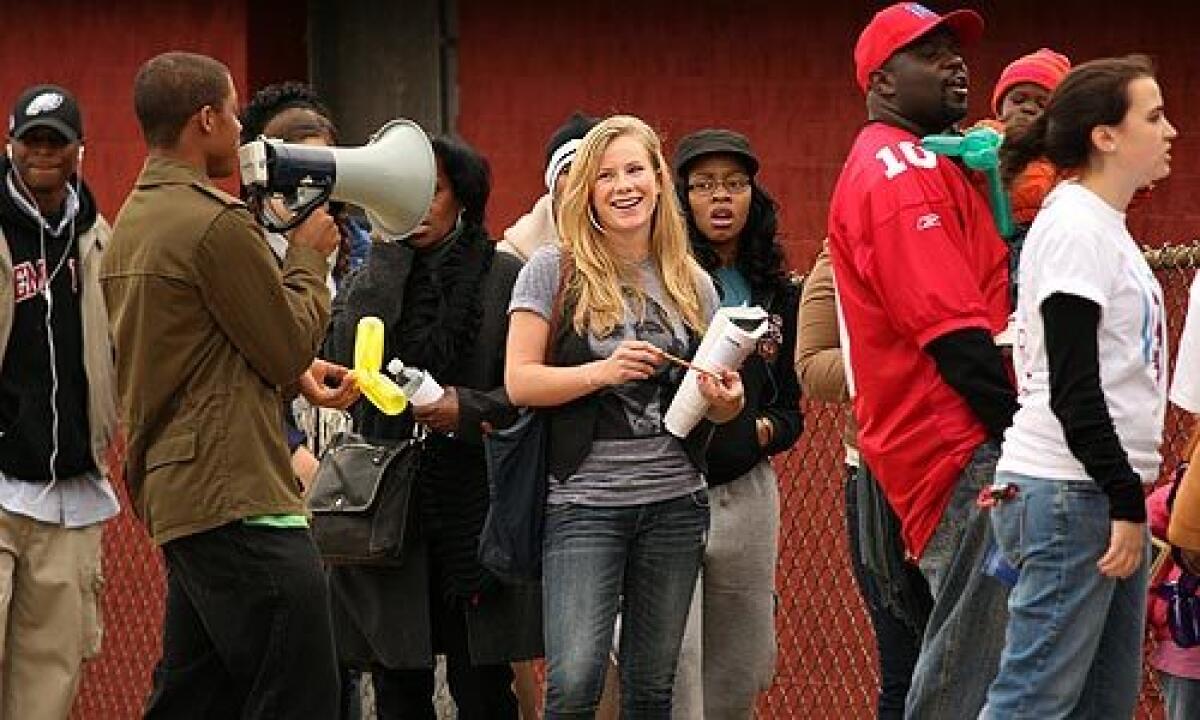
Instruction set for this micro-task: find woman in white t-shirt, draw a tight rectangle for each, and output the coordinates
[980,55,1176,719]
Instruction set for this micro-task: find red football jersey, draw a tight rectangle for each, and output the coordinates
[828,122,1009,559]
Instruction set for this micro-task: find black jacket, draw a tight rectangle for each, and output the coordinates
[323,231,541,669]
[0,161,98,480]
[546,302,713,482]
[705,276,803,486]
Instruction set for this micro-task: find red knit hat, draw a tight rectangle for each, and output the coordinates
[991,48,1071,115]
[854,3,984,92]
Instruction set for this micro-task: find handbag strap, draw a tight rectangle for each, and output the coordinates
[546,250,575,364]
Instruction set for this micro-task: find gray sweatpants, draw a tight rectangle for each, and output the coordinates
[672,461,780,719]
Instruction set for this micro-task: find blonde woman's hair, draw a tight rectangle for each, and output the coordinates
[556,115,708,338]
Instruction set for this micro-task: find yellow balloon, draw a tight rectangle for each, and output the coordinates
[352,316,409,415]
[354,316,385,373]
[357,372,408,416]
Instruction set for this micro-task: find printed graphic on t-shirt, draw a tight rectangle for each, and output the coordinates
[1129,266,1167,382]
[12,257,79,304]
[588,292,688,438]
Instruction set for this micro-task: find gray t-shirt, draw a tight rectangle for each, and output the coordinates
[509,245,719,506]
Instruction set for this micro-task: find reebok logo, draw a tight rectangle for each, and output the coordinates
[916,213,941,231]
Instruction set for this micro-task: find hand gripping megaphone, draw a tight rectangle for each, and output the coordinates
[238,118,436,236]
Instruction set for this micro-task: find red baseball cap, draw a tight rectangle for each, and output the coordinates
[854,3,984,92]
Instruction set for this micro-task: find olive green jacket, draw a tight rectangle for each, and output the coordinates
[101,156,329,544]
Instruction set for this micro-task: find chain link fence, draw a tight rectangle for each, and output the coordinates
[73,253,1200,719]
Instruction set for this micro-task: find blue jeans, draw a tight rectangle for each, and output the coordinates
[1158,671,1200,720]
[905,442,1010,720]
[982,473,1149,719]
[542,491,709,720]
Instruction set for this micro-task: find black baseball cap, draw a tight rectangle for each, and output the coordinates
[9,84,83,142]
[673,129,760,179]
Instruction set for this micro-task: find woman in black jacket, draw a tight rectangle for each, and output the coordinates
[324,135,541,719]
[670,129,803,718]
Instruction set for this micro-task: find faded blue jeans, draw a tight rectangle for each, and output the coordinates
[542,491,709,720]
[904,442,1010,720]
[981,473,1149,719]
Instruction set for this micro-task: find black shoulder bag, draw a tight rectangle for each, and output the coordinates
[478,252,573,582]
[307,430,422,565]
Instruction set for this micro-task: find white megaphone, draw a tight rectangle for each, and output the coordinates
[238,118,436,237]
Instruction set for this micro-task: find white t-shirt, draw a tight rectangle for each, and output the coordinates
[999,181,1168,484]
[1170,273,1200,413]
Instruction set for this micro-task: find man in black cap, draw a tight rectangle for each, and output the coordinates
[499,111,599,260]
[0,83,119,719]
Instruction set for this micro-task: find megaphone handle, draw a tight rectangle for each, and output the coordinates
[252,185,334,234]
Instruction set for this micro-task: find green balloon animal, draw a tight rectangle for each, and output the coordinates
[923,126,1016,239]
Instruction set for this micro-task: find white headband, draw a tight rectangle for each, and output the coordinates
[544,138,582,194]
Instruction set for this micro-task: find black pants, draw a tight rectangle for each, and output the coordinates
[844,467,927,720]
[371,563,517,720]
[144,522,340,719]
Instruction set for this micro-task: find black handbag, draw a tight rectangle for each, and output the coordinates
[480,409,549,582]
[478,252,573,582]
[307,431,420,565]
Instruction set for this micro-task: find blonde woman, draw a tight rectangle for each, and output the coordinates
[506,115,744,718]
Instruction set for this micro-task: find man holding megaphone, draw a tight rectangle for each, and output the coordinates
[101,52,344,717]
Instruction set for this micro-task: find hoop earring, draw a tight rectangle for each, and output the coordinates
[587,205,604,234]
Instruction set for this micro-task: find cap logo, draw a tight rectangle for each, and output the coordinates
[905,3,937,19]
[24,92,64,116]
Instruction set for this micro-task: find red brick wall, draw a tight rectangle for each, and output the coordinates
[458,0,1200,273]
[0,0,307,223]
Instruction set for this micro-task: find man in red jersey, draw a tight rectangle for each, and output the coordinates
[826,4,1018,718]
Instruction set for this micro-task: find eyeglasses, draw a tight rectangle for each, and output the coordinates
[686,176,751,197]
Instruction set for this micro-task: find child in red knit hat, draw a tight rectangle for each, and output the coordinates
[993,48,1072,224]
[968,48,1071,309]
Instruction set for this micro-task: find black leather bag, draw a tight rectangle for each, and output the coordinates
[308,431,420,565]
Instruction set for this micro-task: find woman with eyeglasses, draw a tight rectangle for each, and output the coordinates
[669,129,802,719]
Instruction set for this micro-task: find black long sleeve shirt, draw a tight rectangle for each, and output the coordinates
[1041,293,1145,522]
[926,327,1018,441]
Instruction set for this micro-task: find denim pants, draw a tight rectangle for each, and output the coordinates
[1158,671,1200,720]
[672,462,779,719]
[905,442,1010,720]
[981,473,1149,719]
[145,522,341,719]
[843,466,927,720]
[543,491,709,720]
